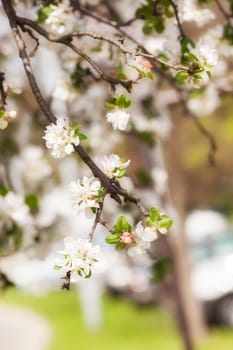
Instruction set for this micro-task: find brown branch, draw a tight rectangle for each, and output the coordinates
[61,270,71,290]
[215,0,233,25]
[15,17,134,92]
[0,71,7,110]
[16,16,188,74]
[1,0,146,209]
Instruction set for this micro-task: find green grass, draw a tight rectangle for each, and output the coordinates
[1,288,233,350]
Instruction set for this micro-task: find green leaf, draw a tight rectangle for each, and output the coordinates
[188,87,205,98]
[0,185,9,197]
[135,0,154,18]
[78,133,88,141]
[85,270,92,279]
[192,72,203,80]
[143,19,154,35]
[70,63,86,90]
[175,71,189,83]
[105,233,121,244]
[115,94,131,108]
[25,194,39,213]
[113,216,132,234]
[180,37,195,54]
[105,94,131,110]
[158,217,173,229]
[117,67,127,80]
[0,110,5,118]
[223,24,233,45]
[151,257,172,283]
[54,265,62,270]
[105,102,116,109]
[137,130,155,147]
[149,208,161,222]
[115,242,126,251]
[94,188,105,201]
[154,17,165,33]
[115,168,127,178]
[135,169,153,186]
[37,6,53,24]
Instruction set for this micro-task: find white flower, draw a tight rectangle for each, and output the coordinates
[44,1,76,36]
[135,222,158,242]
[43,118,80,158]
[194,44,218,68]
[127,240,151,257]
[0,110,16,130]
[187,85,220,116]
[69,176,102,215]
[55,236,101,281]
[20,146,52,188]
[127,222,157,257]
[95,154,130,178]
[179,0,215,27]
[0,192,32,231]
[106,109,130,131]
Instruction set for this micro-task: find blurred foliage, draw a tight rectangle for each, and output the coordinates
[151,257,172,283]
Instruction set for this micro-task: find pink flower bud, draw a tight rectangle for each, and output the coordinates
[120,231,134,244]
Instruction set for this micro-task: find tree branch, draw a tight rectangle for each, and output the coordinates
[1,0,146,211]
[0,71,7,110]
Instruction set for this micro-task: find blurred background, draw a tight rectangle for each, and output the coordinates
[1,1,233,350]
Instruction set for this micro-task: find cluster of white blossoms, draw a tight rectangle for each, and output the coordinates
[0,110,16,130]
[69,176,103,216]
[42,1,76,36]
[0,192,32,232]
[192,43,218,84]
[106,109,130,131]
[55,236,101,281]
[43,118,80,158]
[178,0,215,27]
[105,210,172,257]
[95,154,130,178]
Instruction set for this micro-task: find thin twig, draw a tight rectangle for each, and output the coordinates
[16,17,134,91]
[88,200,104,241]
[2,0,147,212]
[16,16,189,73]
[169,0,186,39]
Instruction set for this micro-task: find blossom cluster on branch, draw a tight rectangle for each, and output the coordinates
[0,0,232,288]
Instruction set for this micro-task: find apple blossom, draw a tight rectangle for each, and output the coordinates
[69,176,103,215]
[0,109,16,130]
[95,154,130,178]
[54,236,101,281]
[106,109,130,131]
[43,118,80,158]
[179,0,215,27]
[39,1,76,36]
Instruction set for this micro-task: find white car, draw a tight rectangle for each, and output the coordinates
[190,232,233,325]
